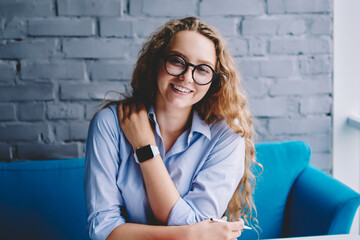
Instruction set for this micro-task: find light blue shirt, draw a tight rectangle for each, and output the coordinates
[84,104,245,240]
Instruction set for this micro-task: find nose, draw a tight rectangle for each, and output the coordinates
[180,66,194,83]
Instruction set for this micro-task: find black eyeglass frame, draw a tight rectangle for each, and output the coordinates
[163,54,219,86]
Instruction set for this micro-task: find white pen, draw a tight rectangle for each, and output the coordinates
[209,218,252,230]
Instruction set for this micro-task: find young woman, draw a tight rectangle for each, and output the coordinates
[85,17,259,240]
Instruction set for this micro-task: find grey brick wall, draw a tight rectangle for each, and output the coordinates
[0,0,333,172]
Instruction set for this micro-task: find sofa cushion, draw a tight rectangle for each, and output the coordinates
[0,158,90,240]
[241,141,311,240]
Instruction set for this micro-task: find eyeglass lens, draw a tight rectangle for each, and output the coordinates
[165,55,214,85]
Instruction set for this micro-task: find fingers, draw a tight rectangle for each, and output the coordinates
[231,230,242,239]
[118,102,123,121]
[118,102,145,122]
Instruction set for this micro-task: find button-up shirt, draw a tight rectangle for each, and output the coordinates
[84,104,245,240]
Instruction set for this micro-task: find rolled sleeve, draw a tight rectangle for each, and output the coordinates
[85,107,126,240]
[167,197,197,225]
[167,129,245,226]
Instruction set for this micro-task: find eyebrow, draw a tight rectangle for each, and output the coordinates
[167,50,216,68]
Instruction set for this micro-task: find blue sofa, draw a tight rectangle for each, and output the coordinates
[1,141,359,240]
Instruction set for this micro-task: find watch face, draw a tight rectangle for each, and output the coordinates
[136,145,154,162]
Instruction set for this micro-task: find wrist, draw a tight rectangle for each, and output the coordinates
[173,225,192,240]
[132,141,156,151]
[134,144,159,164]
[184,224,197,240]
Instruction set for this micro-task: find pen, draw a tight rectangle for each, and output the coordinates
[209,218,252,230]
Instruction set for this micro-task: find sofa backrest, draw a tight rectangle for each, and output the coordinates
[0,141,311,240]
[0,158,90,240]
[241,141,311,240]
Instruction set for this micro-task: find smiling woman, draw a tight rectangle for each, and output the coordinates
[84,17,260,240]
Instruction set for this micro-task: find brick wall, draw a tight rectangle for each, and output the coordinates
[0,0,333,172]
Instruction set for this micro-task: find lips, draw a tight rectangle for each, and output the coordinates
[171,83,193,93]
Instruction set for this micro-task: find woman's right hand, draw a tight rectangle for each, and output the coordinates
[187,217,244,240]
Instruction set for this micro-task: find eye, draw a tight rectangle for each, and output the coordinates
[168,56,185,66]
[196,65,212,75]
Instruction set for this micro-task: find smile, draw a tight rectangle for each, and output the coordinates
[171,84,193,93]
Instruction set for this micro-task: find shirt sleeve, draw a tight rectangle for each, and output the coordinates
[84,107,126,240]
[167,128,245,226]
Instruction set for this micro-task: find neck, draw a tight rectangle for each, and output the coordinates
[155,104,192,136]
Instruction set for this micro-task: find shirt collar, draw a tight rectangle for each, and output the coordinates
[147,106,211,140]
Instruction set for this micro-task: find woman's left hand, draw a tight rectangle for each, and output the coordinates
[118,102,156,150]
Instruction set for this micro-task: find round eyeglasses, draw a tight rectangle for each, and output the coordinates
[164,54,218,85]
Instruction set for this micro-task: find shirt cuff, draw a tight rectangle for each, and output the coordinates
[167,197,197,226]
[88,214,125,240]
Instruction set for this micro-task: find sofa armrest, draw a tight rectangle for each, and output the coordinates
[283,165,360,237]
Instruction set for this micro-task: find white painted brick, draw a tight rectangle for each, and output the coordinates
[242,78,270,98]
[0,18,27,39]
[200,0,263,16]
[242,18,278,35]
[237,57,297,78]
[85,101,103,120]
[202,17,238,36]
[270,37,331,55]
[133,18,168,38]
[248,38,267,56]
[252,118,269,140]
[285,0,330,13]
[236,58,261,77]
[288,134,331,153]
[228,39,247,56]
[47,103,84,120]
[300,95,332,114]
[55,122,89,141]
[100,19,132,37]
[299,55,332,75]
[278,19,306,35]
[60,83,126,100]
[21,60,85,80]
[0,39,58,59]
[243,17,306,36]
[91,60,134,80]
[0,104,16,121]
[270,76,332,96]
[310,152,331,171]
[268,117,331,135]
[0,60,16,83]
[0,0,54,18]
[19,102,45,121]
[250,97,288,117]
[130,0,196,17]
[58,0,122,16]
[267,0,285,14]
[28,18,96,36]
[0,83,55,102]
[62,38,132,58]
[0,123,50,141]
[308,16,331,35]
[260,58,296,77]
[17,143,80,160]
[0,143,11,161]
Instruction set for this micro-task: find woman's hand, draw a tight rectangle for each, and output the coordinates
[118,102,156,150]
[188,217,245,240]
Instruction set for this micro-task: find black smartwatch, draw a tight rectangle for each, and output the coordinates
[134,145,160,164]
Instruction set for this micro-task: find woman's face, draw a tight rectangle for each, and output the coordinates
[156,30,217,112]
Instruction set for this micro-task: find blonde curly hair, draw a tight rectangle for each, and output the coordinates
[106,16,261,226]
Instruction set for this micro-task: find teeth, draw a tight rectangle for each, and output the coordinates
[173,84,191,93]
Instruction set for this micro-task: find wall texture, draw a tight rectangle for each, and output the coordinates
[0,0,332,171]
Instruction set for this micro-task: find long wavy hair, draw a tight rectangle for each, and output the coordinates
[105,17,261,226]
